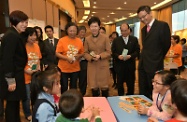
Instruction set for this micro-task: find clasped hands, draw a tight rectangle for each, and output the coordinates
[118,55,131,61]
[5,78,16,92]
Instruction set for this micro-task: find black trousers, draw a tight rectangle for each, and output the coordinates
[5,100,20,122]
[78,60,87,96]
[60,72,79,93]
[138,68,154,99]
[110,68,117,84]
[116,63,135,96]
[78,69,87,96]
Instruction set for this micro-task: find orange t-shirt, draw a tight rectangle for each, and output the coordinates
[168,44,182,67]
[24,43,42,84]
[56,36,84,73]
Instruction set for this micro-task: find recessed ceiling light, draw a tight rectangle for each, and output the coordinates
[107,15,110,17]
[94,1,97,4]
[82,16,88,19]
[93,6,97,8]
[154,2,157,4]
[117,7,122,10]
[83,0,90,8]
[79,20,84,23]
[124,2,127,4]
[92,11,96,13]
[91,15,94,16]
[84,10,90,15]
[110,12,115,14]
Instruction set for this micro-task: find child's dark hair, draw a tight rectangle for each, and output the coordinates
[170,79,187,117]
[45,64,61,72]
[59,89,84,119]
[155,70,176,86]
[31,69,59,106]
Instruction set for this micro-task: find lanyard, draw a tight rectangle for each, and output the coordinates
[156,90,168,112]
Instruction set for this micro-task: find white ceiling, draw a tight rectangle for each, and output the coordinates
[74,0,179,24]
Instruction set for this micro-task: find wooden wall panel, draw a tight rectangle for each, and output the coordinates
[32,0,46,21]
[46,1,53,25]
[9,0,31,17]
[53,5,59,27]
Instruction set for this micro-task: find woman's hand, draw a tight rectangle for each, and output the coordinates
[92,55,100,61]
[66,57,74,64]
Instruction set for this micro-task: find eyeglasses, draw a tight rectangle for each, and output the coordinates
[152,79,164,85]
[139,13,148,20]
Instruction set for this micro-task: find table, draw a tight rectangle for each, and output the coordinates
[107,95,152,122]
[80,97,117,122]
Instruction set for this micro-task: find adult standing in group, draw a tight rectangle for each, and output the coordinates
[77,26,87,96]
[0,10,28,122]
[34,26,47,71]
[112,23,140,96]
[56,22,84,93]
[84,16,111,97]
[137,5,171,98]
[44,25,59,65]
[110,31,119,89]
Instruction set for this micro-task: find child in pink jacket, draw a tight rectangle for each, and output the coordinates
[138,70,176,121]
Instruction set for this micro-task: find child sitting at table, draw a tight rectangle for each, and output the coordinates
[56,89,102,122]
[148,79,187,122]
[138,70,176,121]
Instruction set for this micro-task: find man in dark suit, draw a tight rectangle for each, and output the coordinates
[44,25,59,65]
[112,23,140,96]
[137,6,171,98]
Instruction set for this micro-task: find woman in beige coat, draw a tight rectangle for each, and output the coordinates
[84,16,111,97]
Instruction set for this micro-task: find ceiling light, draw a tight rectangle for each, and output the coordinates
[83,0,90,8]
[129,13,137,17]
[110,12,115,14]
[84,10,90,15]
[115,17,127,22]
[93,6,97,8]
[82,16,88,19]
[117,7,122,10]
[154,2,157,4]
[79,20,84,23]
[107,15,110,17]
[129,13,133,15]
[151,0,172,9]
[91,15,94,16]
[124,2,127,4]
[93,1,97,4]
[104,21,113,25]
[92,11,96,13]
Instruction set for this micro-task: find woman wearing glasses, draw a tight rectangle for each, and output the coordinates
[138,70,176,121]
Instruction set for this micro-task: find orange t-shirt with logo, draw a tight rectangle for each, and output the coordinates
[168,44,182,67]
[24,43,42,84]
[56,36,84,73]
